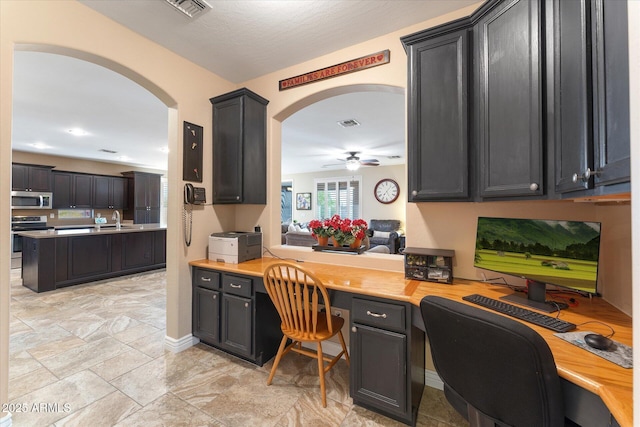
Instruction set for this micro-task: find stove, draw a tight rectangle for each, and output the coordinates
[11,215,51,269]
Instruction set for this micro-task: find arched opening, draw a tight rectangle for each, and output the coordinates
[275,84,406,257]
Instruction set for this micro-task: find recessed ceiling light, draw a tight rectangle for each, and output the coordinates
[67,128,88,136]
[31,142,51,150]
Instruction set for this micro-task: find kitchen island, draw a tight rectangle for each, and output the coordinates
[19,224,166,292]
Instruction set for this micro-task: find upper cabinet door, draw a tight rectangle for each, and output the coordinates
[591,0,630,187]
[550,0,592,194]
[212,96,244,203]
[210,88,269,205]
[405,29,470,201]
[476,0,544,198]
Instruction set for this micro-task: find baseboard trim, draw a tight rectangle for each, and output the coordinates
[0,412,12,427]
[425,369,444,390]
[164,334,199,353]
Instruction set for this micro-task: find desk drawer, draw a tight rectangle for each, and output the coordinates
[194,268,220,290]
[352,298,406,333]
[222,274,253,298]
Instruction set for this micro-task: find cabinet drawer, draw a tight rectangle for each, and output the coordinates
[222,274,252,298]
[352,298,406,333]
[193,268,220,290]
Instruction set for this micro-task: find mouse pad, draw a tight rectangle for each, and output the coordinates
[554,331,632,369]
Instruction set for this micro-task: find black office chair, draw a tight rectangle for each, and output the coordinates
[420,296,565,427]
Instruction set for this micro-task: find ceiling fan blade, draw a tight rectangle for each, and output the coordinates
[322,163,344,168]
[360,159,380,166]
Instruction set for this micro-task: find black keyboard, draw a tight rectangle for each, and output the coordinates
[462,294,576,333]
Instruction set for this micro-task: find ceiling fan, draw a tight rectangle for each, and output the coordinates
[323,151,380,171]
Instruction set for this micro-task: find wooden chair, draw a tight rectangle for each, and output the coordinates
[263,262,350,407]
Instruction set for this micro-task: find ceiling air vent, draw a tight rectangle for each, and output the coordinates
[99,149,118,154]
[337,119,360,128]
[165,0,211,18]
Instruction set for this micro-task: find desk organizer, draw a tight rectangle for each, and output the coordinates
[404,247,455,283]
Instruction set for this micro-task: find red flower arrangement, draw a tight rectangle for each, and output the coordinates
[310,215,367,246]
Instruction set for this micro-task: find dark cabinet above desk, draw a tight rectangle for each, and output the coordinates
[210,88,269,204]
[401,0,630,202]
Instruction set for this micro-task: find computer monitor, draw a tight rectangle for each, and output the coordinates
[474,217,601,312]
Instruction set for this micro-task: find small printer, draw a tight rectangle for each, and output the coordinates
[208,231,262,264]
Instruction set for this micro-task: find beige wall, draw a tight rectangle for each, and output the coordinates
[283,164,406,226]
[0,0,236,414]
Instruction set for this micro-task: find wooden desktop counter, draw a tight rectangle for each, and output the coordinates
[190,258,632,427]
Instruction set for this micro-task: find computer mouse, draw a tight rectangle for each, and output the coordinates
[584,333,615,351]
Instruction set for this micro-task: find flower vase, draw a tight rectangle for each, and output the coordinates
[331,237,342,247]
[317,236,329,246]
[350,238,362,249]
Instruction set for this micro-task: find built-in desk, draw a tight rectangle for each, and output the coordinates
[189,258,632,427]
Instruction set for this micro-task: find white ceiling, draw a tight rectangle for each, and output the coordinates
[11,0,479,173]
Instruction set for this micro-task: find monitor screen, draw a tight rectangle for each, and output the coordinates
[474,217,601,310]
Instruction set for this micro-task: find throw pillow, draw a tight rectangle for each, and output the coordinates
[288,223,297,233]
[373,230,391,239]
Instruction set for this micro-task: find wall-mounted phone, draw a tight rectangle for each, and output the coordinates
[183,184,206,247]
[184,183,206,205]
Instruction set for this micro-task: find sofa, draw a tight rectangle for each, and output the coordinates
[283,222,317,247]
[367,219,403,254]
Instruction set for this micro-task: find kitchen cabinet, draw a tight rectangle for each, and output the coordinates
[122,171,161,224]
[350,297,424,425]
[475,0,544,198]
[12,163,53,192]
[402,29,470,201]
[551,0,630,195]
[210,88,269,204]
[93,175,126,209]
[21,227,166,292]
[191,268,281,366]
[52,171,94,209]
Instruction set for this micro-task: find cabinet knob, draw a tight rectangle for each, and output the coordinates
[244,302,249,308]
[529,183,539,191]
[351,326,357,333]
[236,196,240,201]
[212,294,216,299]
[572,168,601,183]
[411,190,418,196]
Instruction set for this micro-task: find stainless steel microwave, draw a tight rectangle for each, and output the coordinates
[11,191,53,209]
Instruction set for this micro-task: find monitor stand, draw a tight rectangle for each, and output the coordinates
[500,280,566,313]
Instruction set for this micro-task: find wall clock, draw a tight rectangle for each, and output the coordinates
[374,179,400,204]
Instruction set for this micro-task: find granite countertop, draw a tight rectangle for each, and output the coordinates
[18,223,166,238]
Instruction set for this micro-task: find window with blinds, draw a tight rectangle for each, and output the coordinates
[314,176,361,219]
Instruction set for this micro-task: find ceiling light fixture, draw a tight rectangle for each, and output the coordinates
[31,142,51,150]
[346,158,360,171]
[67,128,88,136]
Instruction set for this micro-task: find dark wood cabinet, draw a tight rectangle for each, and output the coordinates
[68,235,111,280]
[221,293,253,357]
[210,88,268,204]
[52,172,94,209]
[192,268,281,366]
[551,0,630,195]
[350,297,424,425]
[476,0,544,198]
[121,232,155,269]
[12,163,53,192]
[403,29,470,201]
[122,171,161,224]
[193,286,221,344]
[93,175,126,209]
[21,229,166,293]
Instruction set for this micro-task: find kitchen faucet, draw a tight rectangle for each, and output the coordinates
[112,210,121,228]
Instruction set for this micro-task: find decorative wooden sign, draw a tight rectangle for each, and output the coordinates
[279,50,390,91]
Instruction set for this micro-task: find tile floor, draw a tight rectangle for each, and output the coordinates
[8,268,468,426]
